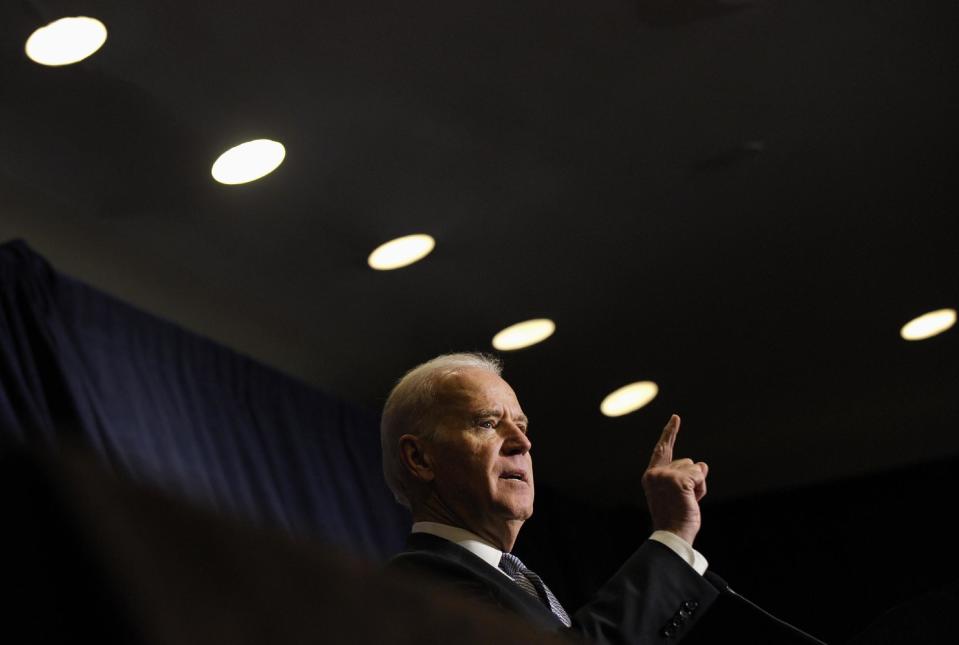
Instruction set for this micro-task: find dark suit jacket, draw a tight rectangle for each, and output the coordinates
[387,532,721,643]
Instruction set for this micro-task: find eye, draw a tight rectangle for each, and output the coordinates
[478,419,496,429]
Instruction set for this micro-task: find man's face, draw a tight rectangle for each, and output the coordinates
[426,368,534,535]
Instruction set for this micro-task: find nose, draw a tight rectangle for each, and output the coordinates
[501,421,532,455]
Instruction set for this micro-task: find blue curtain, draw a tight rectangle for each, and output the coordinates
[0,239,408,559]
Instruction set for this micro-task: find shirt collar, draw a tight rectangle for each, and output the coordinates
[411,521,509,575]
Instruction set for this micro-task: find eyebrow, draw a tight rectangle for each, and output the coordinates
[473,408,529,425]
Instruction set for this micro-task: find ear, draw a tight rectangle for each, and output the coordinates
[399,434,436,483]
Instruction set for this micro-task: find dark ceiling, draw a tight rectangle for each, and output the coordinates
[2,0,957,507]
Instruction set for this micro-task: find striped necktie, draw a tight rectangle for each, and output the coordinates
[499,552,572,627]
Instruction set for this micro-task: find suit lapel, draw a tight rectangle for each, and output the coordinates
[399,532,565,628]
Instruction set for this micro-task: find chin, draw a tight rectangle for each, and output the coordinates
[492,484,534,520]
[502,499,534,521]
[497,500,533,522]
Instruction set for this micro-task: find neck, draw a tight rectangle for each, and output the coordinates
[413,496,523,552]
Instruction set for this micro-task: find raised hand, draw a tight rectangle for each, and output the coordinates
[641,414,709,545]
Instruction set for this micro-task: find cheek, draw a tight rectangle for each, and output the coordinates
[434,444,488,484]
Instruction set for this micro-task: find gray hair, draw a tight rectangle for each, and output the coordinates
[381,352,503,508]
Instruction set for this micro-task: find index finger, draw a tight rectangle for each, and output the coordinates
[648,414,680,468]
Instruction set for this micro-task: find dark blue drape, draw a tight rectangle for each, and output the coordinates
[0,239,408,559]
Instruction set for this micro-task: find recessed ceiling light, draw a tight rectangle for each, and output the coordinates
[25,17,107,66]
[900,308,956,341]
[211,139,286,185]
[600,381,659,417]
[368,234,435,270]
[491,319,555,351]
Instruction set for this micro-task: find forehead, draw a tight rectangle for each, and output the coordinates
[434,368,522,413]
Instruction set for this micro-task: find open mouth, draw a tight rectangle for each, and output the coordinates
[500,471,526,482]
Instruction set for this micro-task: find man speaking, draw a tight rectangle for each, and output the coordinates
[381,353,824,643]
